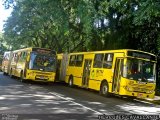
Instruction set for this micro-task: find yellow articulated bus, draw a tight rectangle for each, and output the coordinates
[56,53,68,82]
[9,47,57,82]
[62,49,157,99]
[1,51,13,75]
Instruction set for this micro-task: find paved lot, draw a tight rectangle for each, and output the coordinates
[0,72,160,120]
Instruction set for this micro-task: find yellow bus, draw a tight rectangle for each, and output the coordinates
[63,49,156,99]
[1,51,13,75]
[9,47,57,82]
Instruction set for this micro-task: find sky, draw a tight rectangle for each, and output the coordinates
[0,0,13,32]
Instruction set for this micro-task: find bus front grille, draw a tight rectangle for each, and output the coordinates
[132,87,148,93]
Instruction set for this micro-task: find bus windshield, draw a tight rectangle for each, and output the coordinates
[29,52,56,72]
[124,58,156,82]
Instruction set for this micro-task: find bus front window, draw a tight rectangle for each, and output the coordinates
[124,58,156,82]
[29,52,56,72]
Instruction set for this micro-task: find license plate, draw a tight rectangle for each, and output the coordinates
[137,93,143,98]
[40,76,44,79]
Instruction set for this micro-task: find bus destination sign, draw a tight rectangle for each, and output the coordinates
[33,48,56,55]
[128,51,156,61]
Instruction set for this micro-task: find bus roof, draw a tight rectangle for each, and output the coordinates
[11,47,56,53]
[68,49,156,57]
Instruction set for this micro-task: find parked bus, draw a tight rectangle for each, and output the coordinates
[9,47,57,82]
[1,51,13,74]
[60,49,156,99]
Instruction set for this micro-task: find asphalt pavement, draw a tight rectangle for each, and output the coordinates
[145,96,160,105]
[0,72,160,120]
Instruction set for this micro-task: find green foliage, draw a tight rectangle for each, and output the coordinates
[0,32,8,54]
[2,0,160,55]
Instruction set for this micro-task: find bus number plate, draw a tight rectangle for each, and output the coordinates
[40,76,44,79]
[137,93,143,98]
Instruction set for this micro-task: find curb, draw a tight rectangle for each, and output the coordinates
[145,100,160,105]
[144,96,160,105]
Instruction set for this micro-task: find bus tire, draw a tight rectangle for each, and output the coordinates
[68,76,73,87]
[100,81,110,97]
[20,72,24,82]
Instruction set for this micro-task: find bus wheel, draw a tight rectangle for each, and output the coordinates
[100,81,110,97]
[20,72,24,82]
[68,77,73,87]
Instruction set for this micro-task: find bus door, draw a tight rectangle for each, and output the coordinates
[112,58,123,93]
[82,59,92,87]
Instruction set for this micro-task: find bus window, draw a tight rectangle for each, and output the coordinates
[69,55,76,66]
[76,55,84,67]
[18,52,23,62]
[13,53,18,62]
[29,52,56,72]
[125,58,155,82]
[22,52,27,61]
[103,53,113,69]
[93,54,104,68]
[4,53,10,61]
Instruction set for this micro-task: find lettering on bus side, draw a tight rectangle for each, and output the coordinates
[96,69,104,77]
[91,70,95,78]
[91,69,104,78]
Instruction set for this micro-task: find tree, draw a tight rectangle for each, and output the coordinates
[0,32,8,54]
[3,0,160,55]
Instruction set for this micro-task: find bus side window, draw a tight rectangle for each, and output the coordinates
[103,53,114,69]
[15,53,18,62]
[13,53,18,62]
[19,52,22,58]
[12,54,15,62]
[4,53,9,61]
[69,55,76,66]
[20,52,27,62]
[18,52,22,61]
[93,54,104,68]
[23,52,27,58]
[3,54,7,60]
[76,55,84,67]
